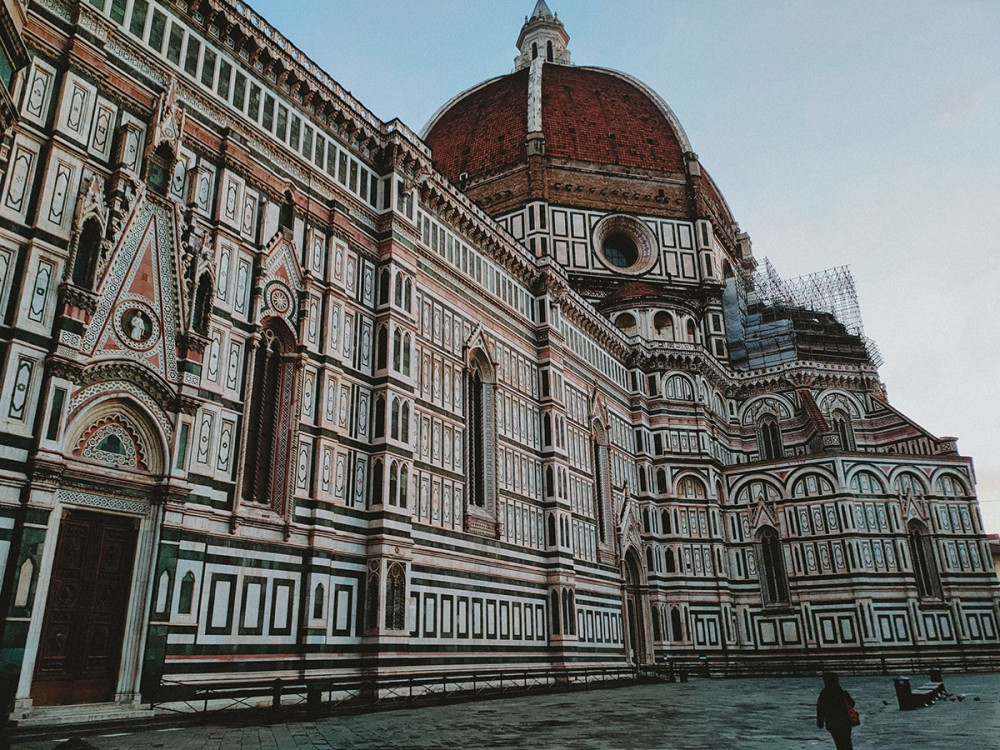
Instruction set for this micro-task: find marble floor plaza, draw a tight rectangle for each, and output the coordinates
[10,673,1000,750]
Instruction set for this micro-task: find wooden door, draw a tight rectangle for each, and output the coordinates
[32,509,138,706]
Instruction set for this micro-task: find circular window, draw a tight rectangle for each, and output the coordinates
[603,233,639,268]
[592,214,657,275]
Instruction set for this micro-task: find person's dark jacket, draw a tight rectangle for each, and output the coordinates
[816,686,855,730]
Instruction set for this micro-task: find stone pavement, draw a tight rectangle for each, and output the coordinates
[12,673,1000,749]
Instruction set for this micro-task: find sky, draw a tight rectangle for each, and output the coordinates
[250,1,1000,533]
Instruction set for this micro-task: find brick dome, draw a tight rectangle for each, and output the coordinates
[423,64,690,186]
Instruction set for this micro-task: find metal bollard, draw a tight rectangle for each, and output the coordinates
[271,678,283,709]
[306,686,322,719]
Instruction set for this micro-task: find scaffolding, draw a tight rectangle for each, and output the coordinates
[731,259,883,368]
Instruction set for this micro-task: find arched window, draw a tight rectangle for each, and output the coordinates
[907,520,941,599]
[758,416,783,461]
[312,583,325,620]
[592,422,612,544]
[147,142,174,195]
[686,319,697,342]
[850,471,885,495]
[465,350,497,518]
[72,218,102,289]
[279,189,294,229]
[178,571,196,614]
[665,547,676,573]
[894,473,925,497]
[757,526,790,605]
[399,464,409,508]
[653,311,673,340]
[365,566,380,630]
[400,402,410,443]
[390,397,400,439]
[676,476,707,499]
[392,329,402,371]
[393,273,404,307]
[376,326,388,370]
[546,40,553,62]
[378,269,390,305]
[370,458,384,506]
[532,42,538,59]
[243,324,295,511]
[542,414,552,446]
[389,460,398,505]
[832,410,856,451]
[936,475,964,497]
[402,333,411,376]
[664,375,693,400]
[373,395,386,438]
[670,607,683,641]
[384,563,406,630]
[656,468,668,495]
[614,312,637,335]
[661,509,671,534]
[545,466,555,497]
[404,278,412,311]
[550,589,560,635]
[646,546,655,572]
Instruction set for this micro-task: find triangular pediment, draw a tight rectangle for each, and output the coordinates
[81,199,181,385]
[259,231,303,326]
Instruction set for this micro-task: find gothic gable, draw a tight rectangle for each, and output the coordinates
[80,199,182,385]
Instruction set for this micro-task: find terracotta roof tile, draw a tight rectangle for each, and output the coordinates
[424,70,529,185]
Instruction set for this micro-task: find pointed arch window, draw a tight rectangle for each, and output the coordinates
[370,458,384,506]
[376,326,388,370]
[758,415,784,461]
[384,563,406,630]
[907,520,942,599]
[465,348,497,523]
[402,333,411,376]
[832,409,856,451]
[392,329,402,371]
[757,526,790,606]
[670,607,683,641]
[378,268,390,306]
[390,397,400,439]
[178,571,196,614]
[399,464,409,508]
[147,143,174,195]
[243,324,296,511]
[312,583,325,620]
[393,273,404,307]
[373,395,386,438]
[592,422,612,544]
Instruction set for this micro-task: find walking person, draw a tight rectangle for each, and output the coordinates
[816,672,858,750]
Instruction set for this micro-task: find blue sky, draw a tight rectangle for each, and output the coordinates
[251,1,1000,532]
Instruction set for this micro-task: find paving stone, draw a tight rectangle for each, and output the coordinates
[11,673,1000,749]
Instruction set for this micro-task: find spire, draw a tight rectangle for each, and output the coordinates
[530,0,554,19]
[515,2,570,71]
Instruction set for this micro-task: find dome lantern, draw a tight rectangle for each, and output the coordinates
[515,1,570,71]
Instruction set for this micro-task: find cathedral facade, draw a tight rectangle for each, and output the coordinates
[0,0,997,719]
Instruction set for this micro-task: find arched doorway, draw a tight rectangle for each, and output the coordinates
[23,396,168,708]
[622,549,651,665]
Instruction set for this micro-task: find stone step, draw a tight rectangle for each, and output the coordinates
[13,704,157,728]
